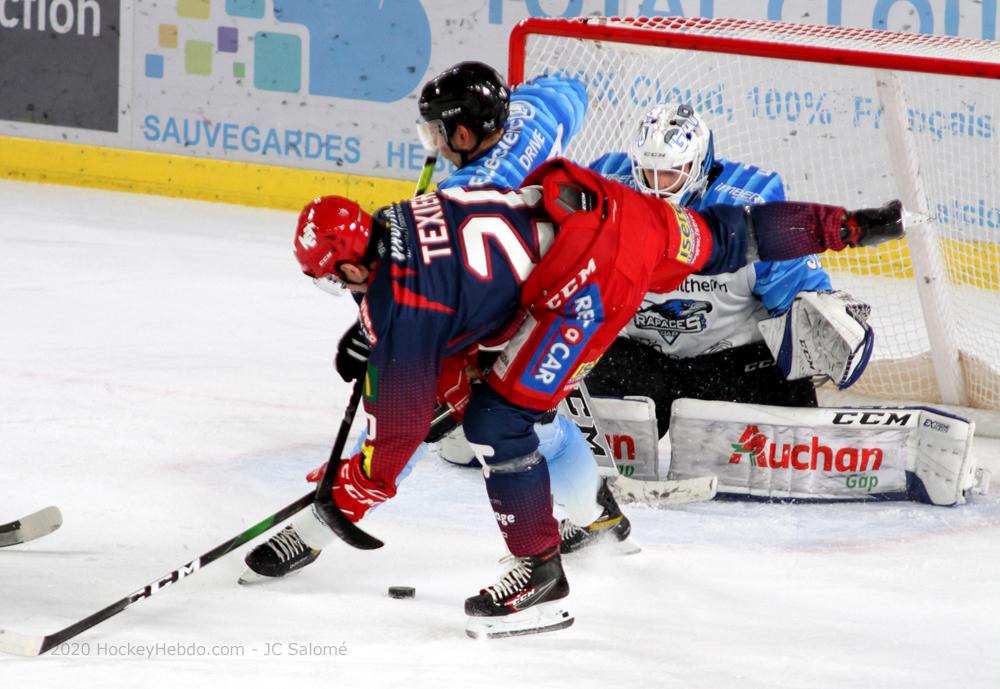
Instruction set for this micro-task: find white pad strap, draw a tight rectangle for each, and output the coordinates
[668,398,977,506]
[758,290,874,389]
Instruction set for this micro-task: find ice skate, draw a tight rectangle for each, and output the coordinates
[239,525,321,585]
[559,478,641,555]
[465,547,573,639]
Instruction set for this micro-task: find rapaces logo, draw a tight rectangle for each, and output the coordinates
[729,425,884,473]
[634,299,712,345]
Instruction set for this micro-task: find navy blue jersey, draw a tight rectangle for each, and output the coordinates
[360,187,553,474]
[440,75,587,190]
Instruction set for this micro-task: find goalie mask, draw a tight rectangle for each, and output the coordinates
[629,104,715,205]
[294,196,373,292]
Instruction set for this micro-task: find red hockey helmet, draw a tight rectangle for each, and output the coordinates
[294,196,373,280]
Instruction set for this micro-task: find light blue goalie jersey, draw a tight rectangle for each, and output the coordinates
[589,152,832,358]
[439,75,587,191]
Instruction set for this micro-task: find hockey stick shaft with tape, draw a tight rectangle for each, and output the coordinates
[0,382,374,656]
[414,154,438,196]
[0,493,313,656]
[312,377,384,549]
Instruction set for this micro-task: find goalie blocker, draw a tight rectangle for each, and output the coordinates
[666,398,979,506]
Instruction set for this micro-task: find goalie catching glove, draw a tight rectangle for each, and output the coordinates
[758,290,874,389]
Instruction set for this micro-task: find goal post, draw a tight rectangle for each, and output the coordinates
[509,16,1000,410]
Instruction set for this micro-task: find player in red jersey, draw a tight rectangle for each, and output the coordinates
[248,158,902,638]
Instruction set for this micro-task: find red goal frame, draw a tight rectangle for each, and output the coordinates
[509,16,1000,84]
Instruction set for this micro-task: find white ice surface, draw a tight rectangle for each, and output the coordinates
[1,180,999,689]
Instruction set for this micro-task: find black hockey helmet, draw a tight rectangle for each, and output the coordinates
[418,61,510,144]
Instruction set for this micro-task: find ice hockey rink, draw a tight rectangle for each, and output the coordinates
[2,178,1000,689]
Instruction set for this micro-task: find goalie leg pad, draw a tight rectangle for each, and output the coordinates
[668,398,977,506]
[588,395,660,480]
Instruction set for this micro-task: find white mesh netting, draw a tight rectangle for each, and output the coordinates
[513,16,1000,410]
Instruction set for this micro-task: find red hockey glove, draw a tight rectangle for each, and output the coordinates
[436,346,479,418]
[306,450,391,523]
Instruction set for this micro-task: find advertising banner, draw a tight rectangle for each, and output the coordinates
[1,1,997,181]
[0,0,120,132]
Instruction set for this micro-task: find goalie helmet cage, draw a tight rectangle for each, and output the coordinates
[509,16,1000,412]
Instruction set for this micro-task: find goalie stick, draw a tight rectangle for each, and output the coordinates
[611,475,718,507]
[561,383,718,507]
[0,506,63,548]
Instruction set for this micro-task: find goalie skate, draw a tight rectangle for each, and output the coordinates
[238,525,320,585]
[465,547,574,640]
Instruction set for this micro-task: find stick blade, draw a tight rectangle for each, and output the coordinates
[611,475,718,507]
[0,506,63,548]
[0,629,45,656]
[314,499,384,550]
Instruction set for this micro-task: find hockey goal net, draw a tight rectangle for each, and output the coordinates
[510,16,1000,411]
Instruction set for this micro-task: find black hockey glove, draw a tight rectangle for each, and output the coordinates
[842,199,904,247]
[335,320,371,382]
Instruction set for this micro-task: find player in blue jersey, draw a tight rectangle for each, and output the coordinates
[416,62,586,190]
[586,103,875,441]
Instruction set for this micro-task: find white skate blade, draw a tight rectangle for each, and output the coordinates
[237,568,285,586]
[465,600,574,640]
[613,536,642,556]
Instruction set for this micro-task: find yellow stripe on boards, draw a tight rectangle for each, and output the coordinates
[822,238,999,290]
[0,135,420,211]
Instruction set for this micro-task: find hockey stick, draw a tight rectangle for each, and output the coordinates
[562,383,718,507]
[0,382,376,656]
[559,383,618,478]
[308,146,437,546]
[610,474,718,507]
[311,376,384,550]
[308,152,435,548]
[414,154,438,196]
[0,506,63,548]
[0,494,313,656]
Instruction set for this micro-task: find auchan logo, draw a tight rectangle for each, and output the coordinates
[729,425,883,472]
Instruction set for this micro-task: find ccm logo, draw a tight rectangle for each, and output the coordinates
[832,411,912,426]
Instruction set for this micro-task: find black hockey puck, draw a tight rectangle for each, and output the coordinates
[388,586,416,599]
